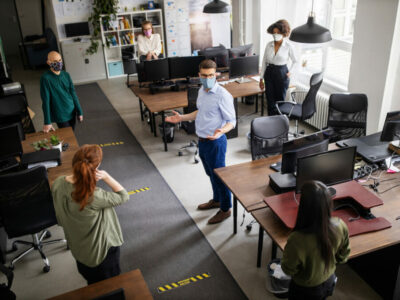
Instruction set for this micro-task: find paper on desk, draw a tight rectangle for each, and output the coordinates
[219,81,229,85]
[28,160,58,169]
[251,75,261,82]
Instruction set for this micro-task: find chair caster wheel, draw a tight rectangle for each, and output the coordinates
[43,265,50,273]
[8,265,14,271]
[8,244,18,253]
[194,159,199,164]
[178,151,183,156]
[44,231,51,239]
[299,130,305,135]
[246,224,252,231]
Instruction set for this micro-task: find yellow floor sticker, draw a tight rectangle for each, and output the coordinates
[128,187,150,195]
[98,141,124,147]
[157,273,211,293]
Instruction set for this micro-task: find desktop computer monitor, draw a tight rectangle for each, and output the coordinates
[144,58,170,82]
[168,55,206,79]
[65,22,90,37]
[380,110,400,142]
[198,48,229,68]
[228,44,253,58]
[0,123,23,160]
[296,146,356,194]
[229,55,259,79]
[281,131,329,174]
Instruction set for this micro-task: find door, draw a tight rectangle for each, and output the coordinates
[0,0,23,56]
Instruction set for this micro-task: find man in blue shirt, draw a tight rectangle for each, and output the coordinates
[166,59,236,224]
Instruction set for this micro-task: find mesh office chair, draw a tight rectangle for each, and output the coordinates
[324,93,368,143]
[0,94,35,134]
[0,166,66,272]
[178,87,200,163]
[276,72,323,136]
[245,115,289,230]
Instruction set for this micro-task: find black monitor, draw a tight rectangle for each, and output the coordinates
[65,22,90,37]
[0,123,23,160]
[168,55,206,79]
[296,147,356,194]
[228,44,253,58]
[144,58,170,82]
[380,110,400,142]
[198,47,229,68]
[0,115,25,141]
[229,55,259,79]
[281,131,329,174]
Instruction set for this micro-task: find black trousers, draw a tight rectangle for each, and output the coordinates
[264,64,289,116]
[57,117,76,131]
[288,274,337,300]
[76,246,121,285]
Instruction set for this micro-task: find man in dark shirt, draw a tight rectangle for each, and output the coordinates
[40,51,83,133]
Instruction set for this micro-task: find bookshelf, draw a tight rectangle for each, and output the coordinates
[100,9,165,78]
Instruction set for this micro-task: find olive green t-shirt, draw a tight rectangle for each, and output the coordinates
[281,217,350,287]
[51,176,129,267]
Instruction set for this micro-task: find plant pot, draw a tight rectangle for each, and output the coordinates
[51,142,62,152]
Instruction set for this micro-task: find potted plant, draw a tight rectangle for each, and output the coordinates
[32,139,50,151]
[50,135,62,152]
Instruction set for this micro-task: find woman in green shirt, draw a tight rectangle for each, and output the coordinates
[281,181,350,300]
[52,144,129,284]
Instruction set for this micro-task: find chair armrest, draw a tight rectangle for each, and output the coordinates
[291,91,308,103]
[276,101,296,106]
[275,101,296,116]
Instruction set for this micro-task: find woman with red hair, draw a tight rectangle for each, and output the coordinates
[52,144,129,284]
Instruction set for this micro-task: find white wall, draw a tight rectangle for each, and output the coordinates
[348,0,400,134]
[15,0,43,38]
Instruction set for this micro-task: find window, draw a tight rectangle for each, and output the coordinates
[299,0,357,89]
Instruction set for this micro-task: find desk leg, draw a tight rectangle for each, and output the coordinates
[162,111,167,152]
[139,99,144,121]
[261,93,264,116]
[271,242,277,260]
[257,225,264,268]
[233,196,237,234]
[153,113,157,137]
[255,94,259,113]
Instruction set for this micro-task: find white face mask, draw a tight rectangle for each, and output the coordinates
[273,33,283,41]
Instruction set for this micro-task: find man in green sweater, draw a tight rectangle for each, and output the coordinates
[40,51,83,133]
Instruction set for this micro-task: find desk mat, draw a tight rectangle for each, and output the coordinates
[74,83,247,300]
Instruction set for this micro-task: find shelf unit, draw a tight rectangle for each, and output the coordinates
[100,9,165,78]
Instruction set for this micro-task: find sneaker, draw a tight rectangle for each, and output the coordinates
[208,209,231,224]
[198,200,220,210]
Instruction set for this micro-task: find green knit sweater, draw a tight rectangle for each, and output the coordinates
[281,217,350,287]
[40,70,83,124]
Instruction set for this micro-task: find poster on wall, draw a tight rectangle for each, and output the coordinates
[188,0,231,52]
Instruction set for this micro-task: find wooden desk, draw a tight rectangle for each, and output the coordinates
[48,269,153,300]
[22,127,79,185]
[130,79,264,151]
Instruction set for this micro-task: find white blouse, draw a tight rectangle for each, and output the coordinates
[260,39,298,76]
[137,33,162,56]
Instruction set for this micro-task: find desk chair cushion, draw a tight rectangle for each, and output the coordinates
[277,102,302,119]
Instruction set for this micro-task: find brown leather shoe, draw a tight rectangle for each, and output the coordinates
[208,209,231,224]
[198,200,220,210]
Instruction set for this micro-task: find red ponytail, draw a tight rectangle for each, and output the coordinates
[71,144,103,210]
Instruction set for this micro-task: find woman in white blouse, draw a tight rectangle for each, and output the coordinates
[137,20,162,61]
[259,20,298,115]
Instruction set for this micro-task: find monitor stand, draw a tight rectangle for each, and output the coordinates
[269,172,296,194]
[235,77,252,84]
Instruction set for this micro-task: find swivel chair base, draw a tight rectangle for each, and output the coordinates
[178,140,199,164]
[9,230,66,273]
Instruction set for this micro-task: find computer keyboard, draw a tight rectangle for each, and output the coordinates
[0,157,19,172]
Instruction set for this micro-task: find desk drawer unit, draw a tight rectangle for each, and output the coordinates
[108,61,123,77]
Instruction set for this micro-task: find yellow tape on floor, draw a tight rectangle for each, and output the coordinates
[128,187,150,195]
[98,141,124,147]
[157,273,211,293]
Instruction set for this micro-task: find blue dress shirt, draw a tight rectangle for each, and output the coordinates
[195,83,236,138]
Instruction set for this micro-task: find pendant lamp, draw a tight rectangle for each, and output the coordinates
[203,0,230,14]
[289,0,332,43]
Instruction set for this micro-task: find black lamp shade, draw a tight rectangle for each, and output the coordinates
[203,0,229,14]
[289,16,332,43]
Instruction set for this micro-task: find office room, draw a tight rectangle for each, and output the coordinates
[0,0,400,299]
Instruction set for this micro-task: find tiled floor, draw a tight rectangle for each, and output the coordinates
[7,56,381,299]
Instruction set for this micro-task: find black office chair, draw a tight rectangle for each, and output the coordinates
[250,115,289,161]
[324,93,368,143]
[178,87,200,163]
[0,94,35,134]
[0,166,66,272]
[122,58,137,88]
[276,72,323,136]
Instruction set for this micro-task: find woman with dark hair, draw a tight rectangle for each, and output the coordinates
[281,181,350,300]
[52,144,129,285]
[137,20,162,61]
[259,19,298,115]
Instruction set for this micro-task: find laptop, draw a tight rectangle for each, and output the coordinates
[336,132,391,163]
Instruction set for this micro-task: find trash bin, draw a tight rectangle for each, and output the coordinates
[159,122,175,143]
[265,259,291,298]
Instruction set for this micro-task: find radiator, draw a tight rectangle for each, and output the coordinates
[290,87,329,130]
